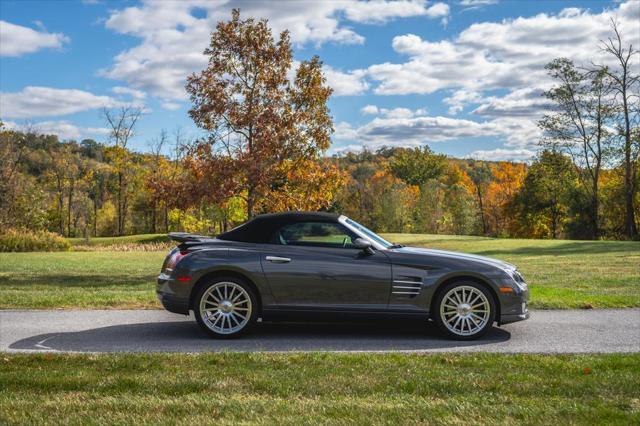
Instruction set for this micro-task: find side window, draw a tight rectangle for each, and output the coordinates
[272,222,358,248]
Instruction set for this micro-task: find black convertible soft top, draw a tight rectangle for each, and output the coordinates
[217,211,340,244]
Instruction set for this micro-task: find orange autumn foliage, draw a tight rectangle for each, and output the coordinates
[484,162,527,236]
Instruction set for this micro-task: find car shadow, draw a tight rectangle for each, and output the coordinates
[9,319,511,353]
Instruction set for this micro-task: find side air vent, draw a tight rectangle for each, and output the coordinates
[392,279,423,297]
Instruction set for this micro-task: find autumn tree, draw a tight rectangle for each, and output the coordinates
[465,161,493,235]
[389,146,447,186]
[103,106,142,235]
[484,162,526,236]
[87,162,111,237]
[0,123,27,231]
[185,10,334,219]
[514,150,577,238]
[539,59,614,239]
[146,129,169,233]
[598,20,639,239]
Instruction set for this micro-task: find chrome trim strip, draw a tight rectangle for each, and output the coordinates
[392,285,421,289]
[392,291,420,295]
[393,280,422,285]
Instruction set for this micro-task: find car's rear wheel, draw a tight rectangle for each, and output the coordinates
[434,281,496,340]
[194,277,258,338]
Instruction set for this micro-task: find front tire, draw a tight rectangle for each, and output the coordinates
[433,281,496,340]
[194,277,258,338]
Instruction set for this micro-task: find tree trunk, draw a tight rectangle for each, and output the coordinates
[247,186,255,220]
[151,200,157,234]
[592,178,600,239]
[67,182,73,237]
[93,199,98,237]
[57,177,64,236]
[476,186,487,235]
[623,109,638,239]
[117,172,123,236]
[164,205,169,233]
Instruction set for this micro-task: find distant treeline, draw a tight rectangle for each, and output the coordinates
[1,126,637,240]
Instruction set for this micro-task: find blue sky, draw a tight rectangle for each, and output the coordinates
[1,0,638,161]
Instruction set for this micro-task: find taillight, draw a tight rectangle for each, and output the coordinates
[165,250,188,272]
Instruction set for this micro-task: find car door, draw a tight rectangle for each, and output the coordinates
[260,221,392,311]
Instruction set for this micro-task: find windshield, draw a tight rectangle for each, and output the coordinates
[345,218,393,249]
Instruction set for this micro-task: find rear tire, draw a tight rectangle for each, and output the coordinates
[194,276,258,339]
[433,281,496,340]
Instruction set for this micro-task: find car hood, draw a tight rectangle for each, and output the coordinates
[390,246,515,270]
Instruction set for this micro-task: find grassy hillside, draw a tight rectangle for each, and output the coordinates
[1,353,638,424]
[0,234,638,309]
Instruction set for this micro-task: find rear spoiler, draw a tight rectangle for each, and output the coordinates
[167,232,210,244]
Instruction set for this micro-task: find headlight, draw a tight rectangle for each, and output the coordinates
[507,269,527,291]
[506,269,528,291]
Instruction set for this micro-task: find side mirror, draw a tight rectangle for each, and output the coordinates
[353,238,375,255]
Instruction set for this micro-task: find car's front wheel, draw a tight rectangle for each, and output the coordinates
[434,281,496,340]
[194,277,258,338]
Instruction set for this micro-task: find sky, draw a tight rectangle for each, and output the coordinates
[1,0,638,161]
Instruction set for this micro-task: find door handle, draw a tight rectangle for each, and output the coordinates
[265,256,291,263]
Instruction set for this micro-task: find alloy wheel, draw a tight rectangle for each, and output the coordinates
[199,281,252,335]
[439,285,490,337]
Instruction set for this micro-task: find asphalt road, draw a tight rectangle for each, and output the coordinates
[1,309,639,353]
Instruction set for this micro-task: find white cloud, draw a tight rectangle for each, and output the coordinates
[368,2,639,96]
[101,0,448,100]
[161,102,182,111]
[334,121,360,141]
[443,89,483,115]
[112,86,147,99]
[426,2,450,18]
[4,120,110,140]
[459,0,498,6]
[355,115,500,146]
[472,87,554,117]
[334,106,503,148]
[359,105,428,118]
[323,66,369,96]
[0,86,133,119]
[361,1,639,152]
[0,20,69,57]
[468,148,536,162]
[334,105,543,151]
[344,1,449,24]
[361,105,380,115]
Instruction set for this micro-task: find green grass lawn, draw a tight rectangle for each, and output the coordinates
[0,251,165,309]
[1,353,638,424]
[0,234,638,309]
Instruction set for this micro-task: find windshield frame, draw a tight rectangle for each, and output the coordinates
[339,216,393,250]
